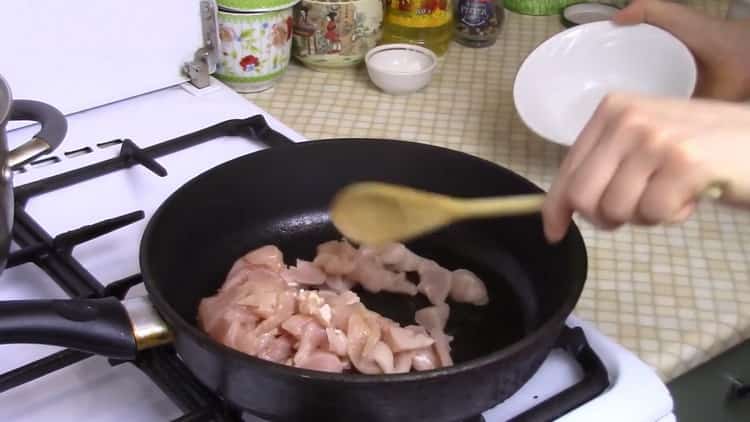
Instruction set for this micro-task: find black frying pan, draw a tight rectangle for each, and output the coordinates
[0,139,587,421]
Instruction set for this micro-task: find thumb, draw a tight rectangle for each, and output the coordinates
[612,0,649,24]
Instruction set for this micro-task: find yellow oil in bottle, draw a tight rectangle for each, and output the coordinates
[380,0,454,56]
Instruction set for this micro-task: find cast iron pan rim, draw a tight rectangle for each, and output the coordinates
[140,138,588,383]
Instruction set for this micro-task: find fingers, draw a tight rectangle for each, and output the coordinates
[668,202,697,224]
[541,92,750,241]
[636,143,709,224]
[597,134,665,227]
[542,93,708,243]
[542,95,628,243]
[563,110,645,228]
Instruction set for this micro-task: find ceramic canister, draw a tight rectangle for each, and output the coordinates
[215,0,300,93]
[292,0,384,70]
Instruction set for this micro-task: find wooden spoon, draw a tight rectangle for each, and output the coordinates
[330,180,729,247]
[329,181,546,246]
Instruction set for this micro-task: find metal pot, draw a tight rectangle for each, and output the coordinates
[0,74,67,271]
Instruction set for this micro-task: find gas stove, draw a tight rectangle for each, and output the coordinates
[0,1,674,421]
[0,77,675,422]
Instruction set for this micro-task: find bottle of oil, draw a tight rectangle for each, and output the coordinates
[380,0,454,56]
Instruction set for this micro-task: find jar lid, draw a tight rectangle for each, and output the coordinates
[561,2,620,27]
[218,0,299,13]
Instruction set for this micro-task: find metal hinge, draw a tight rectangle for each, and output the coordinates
[183,0,219,89]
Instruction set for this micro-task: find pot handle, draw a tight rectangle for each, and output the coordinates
[7,100,67,168]
[0,296,172,360]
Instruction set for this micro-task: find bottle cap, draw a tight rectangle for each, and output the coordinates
[561,3,620,27]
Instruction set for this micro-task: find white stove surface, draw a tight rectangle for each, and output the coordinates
[0,79,674,421]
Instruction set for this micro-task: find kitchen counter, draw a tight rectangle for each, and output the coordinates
[246,0,745,382]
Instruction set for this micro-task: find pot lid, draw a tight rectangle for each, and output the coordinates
[0,74,10,126]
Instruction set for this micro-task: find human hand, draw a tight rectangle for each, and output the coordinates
[541,92,750,243]
[613,0,750,101]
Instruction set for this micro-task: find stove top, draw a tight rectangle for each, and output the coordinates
[0,80,675,422]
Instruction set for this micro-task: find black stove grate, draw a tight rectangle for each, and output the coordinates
[0,115,610,422]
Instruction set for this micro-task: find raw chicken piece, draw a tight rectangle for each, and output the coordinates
[393,351,416,373]
[348,257,394,294]
[253,290,295,335]
[405,324,431,337]
[383,324,435,353]
[417,262,452,305]
[330,302,365,331]
[281,314,313,338]
[318,239,358,256]
[324,276,356,293]
[220,266,286,296]
[221,319,251,351]
[370,243,424,272]
[297,290,333,327]
[223,306,259,327]
[281,259,327,286]
[432,333,454,367]
[347,312,382,374]
[415,303,450,331]
[313,240,359,275]
[450,269,489,305]
[257,334,294,363]
[412,347,439,371]
[372,341,395,373]
[221,267,253,292]
[298,351,346,373]
[377,315,399,330]
[203,314,233,341]
[360,310,383,360]
[324,290,360,307]
[226,259,248,281]
[348,255,421,296]
[237,291,280,319]
[228,245,284,278]
[326,327,348,356]
[415,304,453,367]
[388,272,418,296]
[198,278,269,339]
[293,321,327,366]
[197,294,234,335]
[229,326,265,356]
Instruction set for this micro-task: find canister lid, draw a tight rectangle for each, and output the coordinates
[561,2,620,27]
[218,0,299,12]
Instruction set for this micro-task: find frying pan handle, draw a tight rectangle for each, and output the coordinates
[0,296,172,360]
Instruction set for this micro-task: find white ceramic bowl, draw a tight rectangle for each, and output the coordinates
[365,44,437,95]
[513,21,697,146]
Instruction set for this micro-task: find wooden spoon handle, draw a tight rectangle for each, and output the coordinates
[452,193,546,219]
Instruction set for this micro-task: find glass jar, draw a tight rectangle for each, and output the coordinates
[381,0,455,57]
[454,0,503,47]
